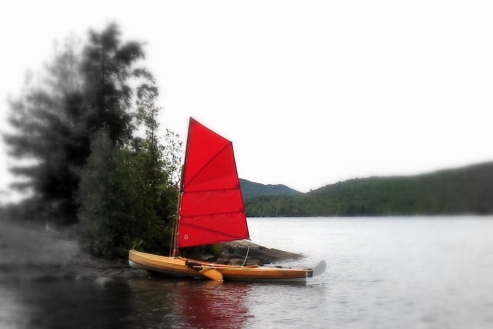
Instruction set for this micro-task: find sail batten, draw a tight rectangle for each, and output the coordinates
[183,187,243,194]
[182,211,246,219]
[177,118,249,249]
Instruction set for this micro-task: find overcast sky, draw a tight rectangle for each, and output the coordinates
[1,1,493,203]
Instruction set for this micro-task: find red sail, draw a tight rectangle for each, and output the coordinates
[177,118,250,248]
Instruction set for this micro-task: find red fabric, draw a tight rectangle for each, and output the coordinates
[177,118,249,248]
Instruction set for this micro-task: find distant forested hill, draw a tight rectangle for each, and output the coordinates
[245,162,493,217]
[240,179,302,199]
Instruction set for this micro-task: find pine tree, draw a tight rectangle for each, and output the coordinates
[3,24,156,224]
[81,23,154,146]
[4,36,85,223]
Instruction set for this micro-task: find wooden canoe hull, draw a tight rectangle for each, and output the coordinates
[129,250,310,282]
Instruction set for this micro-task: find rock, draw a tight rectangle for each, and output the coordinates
[227,258,244,266]
[75,272,98,282]
[181,240,302,267]
[93,276,121,288]
[117,269,149,280]
[215,257,229,265]
[227,258,262,266]
[216,252,244,263]
[223,240,302,264]
[194,240,303,266]
[189,253,216,262]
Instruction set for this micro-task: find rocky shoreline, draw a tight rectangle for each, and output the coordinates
[0,219,302,286]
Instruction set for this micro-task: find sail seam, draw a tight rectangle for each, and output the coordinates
[184,190,242,202]
[186,188,240,193]
[181,211,245,219]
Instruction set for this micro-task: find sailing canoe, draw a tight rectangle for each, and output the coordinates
[129,250,315,282]
[128,118,325,282]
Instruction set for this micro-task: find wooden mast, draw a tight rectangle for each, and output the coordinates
[171,166,184,257]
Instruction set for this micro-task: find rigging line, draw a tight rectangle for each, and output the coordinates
[241,246,250,267]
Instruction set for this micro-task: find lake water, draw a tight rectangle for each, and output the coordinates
[1,216,493,328]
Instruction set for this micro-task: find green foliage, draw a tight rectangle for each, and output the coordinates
[245,162,493,217]
[4,23,184,260]
[206,244,224,258]
[78,130,129,257]
[78,87,183,259]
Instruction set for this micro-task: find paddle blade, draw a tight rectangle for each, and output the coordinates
[199,268,224,281]
[312,260,326,277]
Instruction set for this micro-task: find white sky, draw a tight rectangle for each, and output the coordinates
[1,1,493,203]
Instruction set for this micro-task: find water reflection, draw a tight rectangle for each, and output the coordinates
[0,278,253,329]
[0,280,134,329]
[173,281,251,329]
[2,218,492,328]
[0,285,29,329]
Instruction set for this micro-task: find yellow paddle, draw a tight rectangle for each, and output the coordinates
[198,267,223,281]
[186,260,223,281]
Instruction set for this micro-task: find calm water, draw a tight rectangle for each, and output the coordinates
[1,216,493,328]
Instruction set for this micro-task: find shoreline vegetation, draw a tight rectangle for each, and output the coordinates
[244,162,493,217]
[0,219,302,286]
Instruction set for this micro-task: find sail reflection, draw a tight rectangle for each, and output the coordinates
[174,281,252,329]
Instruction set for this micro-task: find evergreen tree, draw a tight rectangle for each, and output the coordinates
[81,23,154,145]
[4,37,85,223]
[78,88,183,258]
[3,24,155,224]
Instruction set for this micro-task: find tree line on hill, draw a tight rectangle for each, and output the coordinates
[244,162,493,217]
[239,179,302,199]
